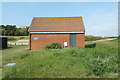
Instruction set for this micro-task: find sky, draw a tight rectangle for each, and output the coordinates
[1,2,118,37]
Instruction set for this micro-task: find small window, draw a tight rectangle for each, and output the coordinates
[34,37,39,40]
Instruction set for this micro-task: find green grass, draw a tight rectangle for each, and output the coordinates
[1,39,118,78]
[0,50,2,79]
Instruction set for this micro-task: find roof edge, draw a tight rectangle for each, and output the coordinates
[29,31,85,34]
[33,16,82,18]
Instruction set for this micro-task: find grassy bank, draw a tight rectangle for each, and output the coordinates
[1,38,118,78]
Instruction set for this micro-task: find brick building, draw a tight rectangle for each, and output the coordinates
[29,16,85,50]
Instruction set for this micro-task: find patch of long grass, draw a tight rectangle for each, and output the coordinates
[2,39,118,78]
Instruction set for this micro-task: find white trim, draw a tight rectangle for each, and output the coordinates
[30,31,85,34]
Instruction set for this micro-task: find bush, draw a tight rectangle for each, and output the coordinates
[85,35,107,41]
[19,37,24,39]
[44,42,62,49]
[8,37,16,41]
[84,53,118,77]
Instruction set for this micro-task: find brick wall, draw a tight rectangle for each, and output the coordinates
[30,33,70,50]
[30,33,85,50]
[76,33,85,47]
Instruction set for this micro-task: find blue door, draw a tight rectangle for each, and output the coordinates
[70,34,76,48]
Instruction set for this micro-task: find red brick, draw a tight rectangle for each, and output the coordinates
[30,33,85,50]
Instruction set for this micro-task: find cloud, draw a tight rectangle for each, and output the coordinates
[84,9,118,37]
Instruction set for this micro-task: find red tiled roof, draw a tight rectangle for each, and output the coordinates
[29,16,85,32]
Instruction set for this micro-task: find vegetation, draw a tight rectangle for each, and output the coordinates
[7,36,28,42]
[0,25,29,36]
[85,35,108,41]
[44,42,62,49]
[7,37,16,41]
[1,38,118,78]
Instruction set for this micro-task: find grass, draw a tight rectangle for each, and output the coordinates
[0,50,2,79]
[1,38,118,78]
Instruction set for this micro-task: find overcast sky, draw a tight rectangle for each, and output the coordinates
[1,2,118,37]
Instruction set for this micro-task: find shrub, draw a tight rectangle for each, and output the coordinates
[85,35,107,41]
[8,37,16,41]
[44,42,62,49]
[84,55,118,77]
[19,37,24,39]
